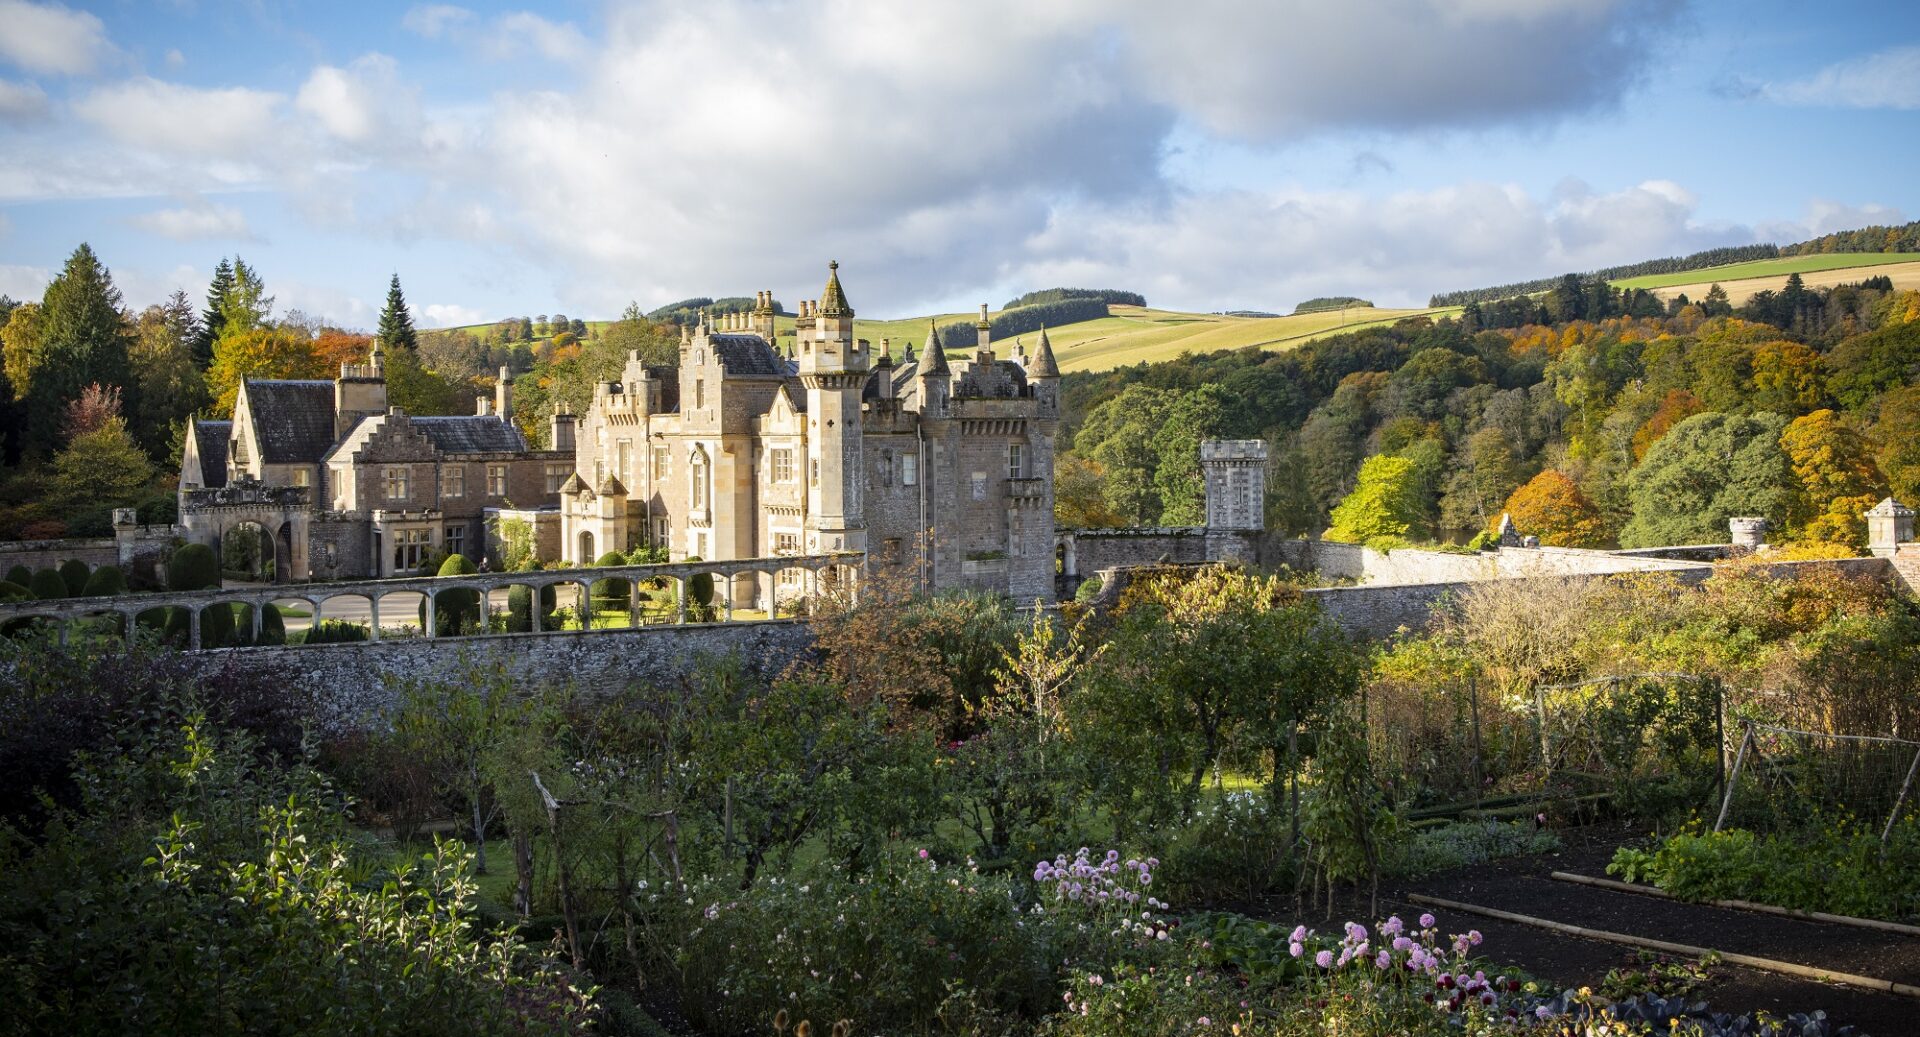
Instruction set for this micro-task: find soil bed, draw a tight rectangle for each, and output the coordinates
[1242,822,1920,1036]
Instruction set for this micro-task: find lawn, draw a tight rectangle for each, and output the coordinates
[1610,252,1920,290]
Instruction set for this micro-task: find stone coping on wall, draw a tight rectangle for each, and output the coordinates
[0,551,865,623]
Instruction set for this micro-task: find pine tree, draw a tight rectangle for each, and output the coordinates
[219,257,273,336]
[27,244,134,457]
[377,274,418,354]
[195,258,234,367]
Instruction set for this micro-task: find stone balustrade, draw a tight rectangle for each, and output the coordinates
[0,551,864,650]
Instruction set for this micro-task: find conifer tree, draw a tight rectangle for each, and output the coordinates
[194,258,234,366]
[26,244,134,457]
[377,274,418,354]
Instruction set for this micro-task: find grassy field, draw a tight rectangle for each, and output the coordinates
[1610,252,1920,290]
[430,302,1460,374]
[1637,258,1920,307]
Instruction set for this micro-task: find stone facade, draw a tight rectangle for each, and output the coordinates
[178,348,570,579]
[560,265,1060,604]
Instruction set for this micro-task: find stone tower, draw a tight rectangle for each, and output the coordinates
[333,344,388,440]
[797,260,870,554]
[1201,439,1268,531]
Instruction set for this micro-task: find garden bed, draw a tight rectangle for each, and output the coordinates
[1294,826,1920,1036]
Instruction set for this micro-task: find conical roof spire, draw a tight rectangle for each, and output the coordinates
[921,320,949,376]
[1029,323,1060,378]
[818,260,853,318]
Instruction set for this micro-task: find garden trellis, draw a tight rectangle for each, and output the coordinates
[1714,722,1920,842]
[1531,673,1724,815]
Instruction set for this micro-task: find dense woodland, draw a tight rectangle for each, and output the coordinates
[0,245,685,539]
[1060,271,1920,551]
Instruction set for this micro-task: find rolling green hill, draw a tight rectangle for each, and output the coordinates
[430,303,1458,375]
[1610,252,1920,290]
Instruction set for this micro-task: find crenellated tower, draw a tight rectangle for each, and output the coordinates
[796,260,870,554]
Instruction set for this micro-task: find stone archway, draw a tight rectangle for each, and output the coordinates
[178,479,313,582]
[220,521,273,582]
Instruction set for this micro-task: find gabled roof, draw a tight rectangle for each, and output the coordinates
[708,333,790,377]
[243,380,336,463]
[412,416,529,454]
[192,420,232,487]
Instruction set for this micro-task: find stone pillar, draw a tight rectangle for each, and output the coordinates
[1728,517,1768,551]
[1866,498,1915,558]
[113,508,139,568]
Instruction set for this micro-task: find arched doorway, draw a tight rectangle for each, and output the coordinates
[220,521,274,582]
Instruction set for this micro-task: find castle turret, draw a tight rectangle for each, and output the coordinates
[914,320,950,416]
[1029,324,1060,416]
[798,261,869,555]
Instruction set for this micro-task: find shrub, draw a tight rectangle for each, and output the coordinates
[686,569,715,621]
[258,603,285,646]
[1386,820,1561,878]
[1074,576,1102,602]
[505,583,558,632]
[301,619,370,644]
[199,602,236,648]
[81,565,125,597]
[589,550,630,615]
[27,568,67,600]
[166,543,219,591]
[0,580,28,601]
[419,553,480,635]
[58,559,91,596]
[5,564,31,587]
[1153,790,1296,904]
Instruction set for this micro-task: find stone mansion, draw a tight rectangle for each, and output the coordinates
[557,261,1060,605]
[175,262,1062,603]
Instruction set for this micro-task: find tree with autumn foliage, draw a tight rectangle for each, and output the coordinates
[206,327,326,415]
[1631,389,1703,461]
[1498,469,1610,547]
[1779,409,1883,547]
[1323,454,1425,544]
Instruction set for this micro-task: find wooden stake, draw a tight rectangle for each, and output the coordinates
[1548,871,1920,938]
[1406,893,1920,999]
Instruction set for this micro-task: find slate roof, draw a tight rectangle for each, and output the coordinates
[244,380,337,463]
[192,420,232,487]
[708,333,789,377]
[412,416,529,454]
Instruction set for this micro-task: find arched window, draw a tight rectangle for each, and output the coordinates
[690,445,710,513]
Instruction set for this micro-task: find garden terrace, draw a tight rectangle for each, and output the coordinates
[0,551,864,649]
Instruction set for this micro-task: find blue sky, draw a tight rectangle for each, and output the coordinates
[1,0,1917,328]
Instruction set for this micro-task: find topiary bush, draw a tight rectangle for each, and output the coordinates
[418,553,481,636]
[504,583,558,633]
[301,619,370,644]
[589,551,631,616]
[258,603,286,646]
[687,570,715,622]
[28,568,68,601]
[58,559,91,596]
[82,565,126,597]
[1074,576,1103,602]
[6,564,31,588]
[0,580,29,602]
[167,543,219,592]
[199,603,236,649]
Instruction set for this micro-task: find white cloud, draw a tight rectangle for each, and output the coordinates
[1109,0,1678,139]
[421,302,486,327]
[164,48,184,70]
[488,12,588,62]
[0,76,46,120]
[129,201,253,241]
[1009,178,1760,311]
[1763,45,1920,110]
[72,76,282,158]
[297,54,416,146]
[402,4,472,38]
[0,0,113,75]
[0,262,50,302]
[1757,199,1908,243]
